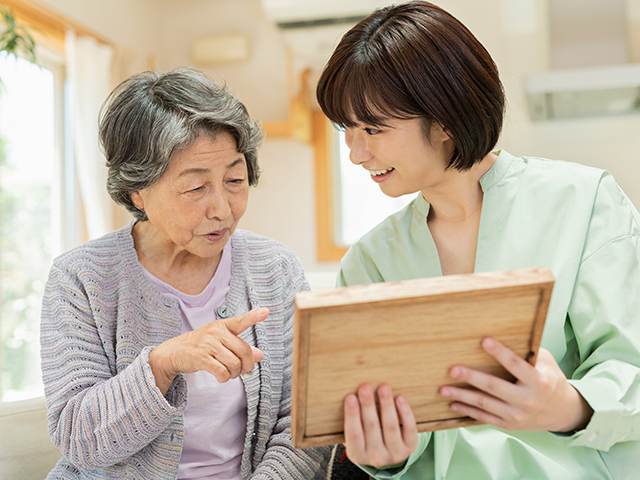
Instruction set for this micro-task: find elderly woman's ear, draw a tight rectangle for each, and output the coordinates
[131,191,144,211]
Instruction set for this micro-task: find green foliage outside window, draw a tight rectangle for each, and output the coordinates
[0,5,36,88]
[1,5,42,401]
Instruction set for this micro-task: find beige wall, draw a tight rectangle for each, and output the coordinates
[39,0,163,78]
[40,0,640,283]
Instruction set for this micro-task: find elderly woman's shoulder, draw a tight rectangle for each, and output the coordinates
[231,228,290,250]
[50,224,136,276]
[231,229,302,268]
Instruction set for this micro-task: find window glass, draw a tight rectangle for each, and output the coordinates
[0,52,57,402]
[336,130,414,246]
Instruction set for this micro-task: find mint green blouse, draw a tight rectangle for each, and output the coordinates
[338,151,640,479]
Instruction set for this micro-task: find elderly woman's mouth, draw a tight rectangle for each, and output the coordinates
[202,229,229,241]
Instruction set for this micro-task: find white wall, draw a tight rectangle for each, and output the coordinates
[153,0,289,123]
[39,0,640,284]
[39,0,164,78]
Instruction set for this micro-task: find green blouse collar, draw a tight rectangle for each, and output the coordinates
[480,150,516,192]
[413,149,517,217]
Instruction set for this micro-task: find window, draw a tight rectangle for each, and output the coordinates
[0,49,67,402]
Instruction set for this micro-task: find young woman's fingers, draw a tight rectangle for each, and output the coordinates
[447,365,520,402]
[396,395,419,451]
[440,384,511,419]
[481,337,535,382]
[377,384,405,460]
[357,384,386,457]
[343,394,366,463]
[447,399,507,429]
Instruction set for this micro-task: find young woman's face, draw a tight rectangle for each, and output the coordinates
[343,117,453,198]
[131,132,249,260]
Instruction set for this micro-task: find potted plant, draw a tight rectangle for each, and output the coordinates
[0,5,36,88]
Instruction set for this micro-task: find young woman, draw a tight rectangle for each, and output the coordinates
[316,2,640,479]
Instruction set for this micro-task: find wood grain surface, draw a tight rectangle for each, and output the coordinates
[292,268,554,448]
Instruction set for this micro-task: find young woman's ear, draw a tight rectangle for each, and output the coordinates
[433,123,452,143]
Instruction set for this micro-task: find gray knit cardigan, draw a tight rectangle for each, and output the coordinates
[40,223,331,479]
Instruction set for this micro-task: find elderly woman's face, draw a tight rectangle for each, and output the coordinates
[132,132,248,260]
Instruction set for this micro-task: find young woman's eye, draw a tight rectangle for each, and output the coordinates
[364,127,381,135]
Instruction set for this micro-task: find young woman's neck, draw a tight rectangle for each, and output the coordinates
[423,152,497,222]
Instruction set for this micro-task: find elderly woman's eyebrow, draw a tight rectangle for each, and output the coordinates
[177,159,245,178]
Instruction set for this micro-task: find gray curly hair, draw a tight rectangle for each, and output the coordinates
[99,67,264,221]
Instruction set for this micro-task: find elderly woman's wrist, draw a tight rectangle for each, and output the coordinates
[149,345,177,395]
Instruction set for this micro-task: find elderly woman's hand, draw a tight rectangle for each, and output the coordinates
[149,308,268,395]
[439,338,593,433]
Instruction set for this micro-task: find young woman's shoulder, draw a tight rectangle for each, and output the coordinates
[518,154,606,188]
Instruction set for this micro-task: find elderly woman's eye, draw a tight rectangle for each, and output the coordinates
[188,186,205,192]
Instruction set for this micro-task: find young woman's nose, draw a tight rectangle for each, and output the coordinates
[344,128,372,165]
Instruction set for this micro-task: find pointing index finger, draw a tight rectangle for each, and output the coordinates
[224,308,269,335]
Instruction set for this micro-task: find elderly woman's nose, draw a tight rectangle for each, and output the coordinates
[345,129,372,165]
[206,189,232,220]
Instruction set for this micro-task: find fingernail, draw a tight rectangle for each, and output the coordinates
[451,404,460,412]
[257,307,269,315]
[483,337,496,349]
[396,396,407,409]
[346,395,358,407]
[441,388,451,398]
[359,384,373,398]
[378,385,391,399]
[450,367,461,378]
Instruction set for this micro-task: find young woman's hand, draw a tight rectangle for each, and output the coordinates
[149,308,267,394]
[439,337,593,432]
[343,383,419,469]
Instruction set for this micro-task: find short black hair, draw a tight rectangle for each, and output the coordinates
[317,1,505,170]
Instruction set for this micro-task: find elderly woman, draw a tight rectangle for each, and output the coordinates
[317,2,640,480]
[40,67,330,479]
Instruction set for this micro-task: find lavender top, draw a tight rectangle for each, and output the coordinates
[142,242,246,479]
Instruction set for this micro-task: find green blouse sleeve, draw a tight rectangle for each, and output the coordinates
[564,233,640,451]
[338,243,385,287]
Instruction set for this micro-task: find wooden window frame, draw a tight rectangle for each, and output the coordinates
[2,0,110,52]
[312,110,348,262]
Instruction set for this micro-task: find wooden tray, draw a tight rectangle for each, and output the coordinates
[292,267,554,448]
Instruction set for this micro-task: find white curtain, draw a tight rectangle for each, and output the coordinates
[65,30,114,240]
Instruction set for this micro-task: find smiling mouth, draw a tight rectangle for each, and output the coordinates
[369,168,394,176]
[368,167,394,183]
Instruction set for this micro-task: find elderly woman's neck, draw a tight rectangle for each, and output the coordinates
[132,221,222,295]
